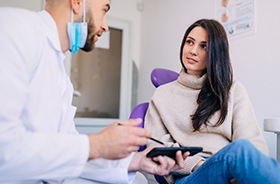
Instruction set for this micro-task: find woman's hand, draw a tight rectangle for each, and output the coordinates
[129,146,189,176]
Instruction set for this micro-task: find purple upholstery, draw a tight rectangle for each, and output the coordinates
[129,68,179,184]
[129,102,149,126]
[151,68,179,88]
[129,102,149,152]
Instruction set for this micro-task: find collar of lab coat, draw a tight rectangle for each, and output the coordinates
[38,10,62,53]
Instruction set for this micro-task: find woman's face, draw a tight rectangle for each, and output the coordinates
[182,26,208,76]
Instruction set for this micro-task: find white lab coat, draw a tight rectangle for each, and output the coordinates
[0,7,135,184]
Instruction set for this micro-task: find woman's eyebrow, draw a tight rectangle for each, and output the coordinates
[187,36,207,44]
[187,36,195,40]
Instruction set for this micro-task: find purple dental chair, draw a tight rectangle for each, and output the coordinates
[129,68,179,184]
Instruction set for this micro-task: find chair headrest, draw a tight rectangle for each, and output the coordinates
[150,68,179,88]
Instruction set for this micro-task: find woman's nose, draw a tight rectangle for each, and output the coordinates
[190,46,198,56]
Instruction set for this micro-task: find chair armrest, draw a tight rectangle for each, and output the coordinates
[264,118,280,133]
[264,118,280,162]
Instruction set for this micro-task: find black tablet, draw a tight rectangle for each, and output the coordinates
[146,147,203,158]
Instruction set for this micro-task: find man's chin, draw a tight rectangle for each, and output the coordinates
[81,44,95,52]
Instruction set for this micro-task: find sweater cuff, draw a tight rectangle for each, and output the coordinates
[164,155,205,184]
[183,155,205,173]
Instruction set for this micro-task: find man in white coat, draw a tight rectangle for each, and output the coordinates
[0,0,188,183]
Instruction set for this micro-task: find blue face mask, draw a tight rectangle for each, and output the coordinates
[67,22,88,54]
[67,1,88,54]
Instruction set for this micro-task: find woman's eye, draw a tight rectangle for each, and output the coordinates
[201,44,207,49]
[186,40,193,45]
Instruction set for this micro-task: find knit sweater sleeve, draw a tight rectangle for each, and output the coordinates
[231,82,269,155]
[144,99,175,147]
[144,94,205,184]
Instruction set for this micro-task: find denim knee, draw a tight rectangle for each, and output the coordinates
[229,139,256,156]
[231,139,252,148]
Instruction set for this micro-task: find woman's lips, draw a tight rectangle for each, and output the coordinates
[186,57,198,64]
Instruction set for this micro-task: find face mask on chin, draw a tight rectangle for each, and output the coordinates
[67,1,88,54]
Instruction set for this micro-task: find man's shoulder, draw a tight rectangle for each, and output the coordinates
[0,7,38,19]
[0,7,44,32]
[0,7,45,39]
[0,8,48,71]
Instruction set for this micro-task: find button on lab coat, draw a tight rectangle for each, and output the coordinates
[0,8,134,184]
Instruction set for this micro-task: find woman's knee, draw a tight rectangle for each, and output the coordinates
[230,139,256,155]
[232,139,252,147]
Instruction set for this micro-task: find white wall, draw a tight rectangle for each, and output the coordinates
[0,0,44,10]
[107,0,143,68]
[138,0,280,158]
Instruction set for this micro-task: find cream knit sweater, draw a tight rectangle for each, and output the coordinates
[144,69,268,183]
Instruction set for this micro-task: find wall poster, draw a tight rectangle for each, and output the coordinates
[215,0,255,39]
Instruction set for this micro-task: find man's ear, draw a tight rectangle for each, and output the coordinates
[70,0,82,14]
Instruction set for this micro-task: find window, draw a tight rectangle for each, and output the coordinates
[69,19,132,133]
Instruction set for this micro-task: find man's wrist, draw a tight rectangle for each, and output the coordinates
[88,134,100,160]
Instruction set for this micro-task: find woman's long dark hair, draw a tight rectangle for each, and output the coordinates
[179,19,233,131]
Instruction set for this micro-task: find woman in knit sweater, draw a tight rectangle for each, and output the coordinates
[144,19,280,184]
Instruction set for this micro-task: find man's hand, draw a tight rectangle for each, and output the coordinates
[128,146,189,176]
[87,118,151,160]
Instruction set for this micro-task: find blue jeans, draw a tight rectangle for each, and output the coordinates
[175,139,280,184]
